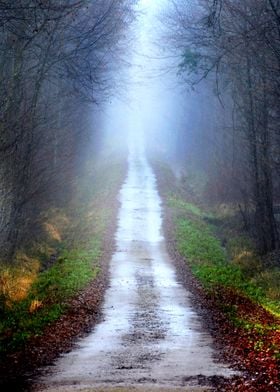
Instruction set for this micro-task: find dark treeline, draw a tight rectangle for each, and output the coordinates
[0,0,135,260]
[164,0,280,254]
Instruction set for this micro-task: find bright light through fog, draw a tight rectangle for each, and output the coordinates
[101,0,186,165]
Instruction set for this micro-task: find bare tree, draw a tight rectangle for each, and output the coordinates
[0,0,135,260]
[164,0,280,253]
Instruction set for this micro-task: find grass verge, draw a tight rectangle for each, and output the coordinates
[154,158,280,392]
[152,160,280,390]
[0,158,125,357]
[169,195,280,318]
[168,193,280,385]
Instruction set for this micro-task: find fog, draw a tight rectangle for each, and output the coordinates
[0,2,279,389]
[0,0,278,264]
[98,0,191,171]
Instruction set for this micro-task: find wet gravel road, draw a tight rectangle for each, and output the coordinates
[38,152,236,391]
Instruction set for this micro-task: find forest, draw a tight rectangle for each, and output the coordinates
[162,0,280,255]
[0,1,279,391]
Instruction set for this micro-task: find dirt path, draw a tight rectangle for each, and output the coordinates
[35,151,237,391]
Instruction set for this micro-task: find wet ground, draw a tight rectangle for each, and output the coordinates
[37,152,236,391]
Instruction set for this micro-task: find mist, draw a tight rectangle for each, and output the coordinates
[97,0,189,168]
[95,0,280,258]
[1,0,278,257]
[0,2,279,389]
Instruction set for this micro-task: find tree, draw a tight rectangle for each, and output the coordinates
[164,0,280,253]
[0,0,135,260]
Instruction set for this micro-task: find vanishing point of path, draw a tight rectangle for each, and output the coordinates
[36,151,237,391]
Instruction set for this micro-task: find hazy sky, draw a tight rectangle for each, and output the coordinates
[100,0,185,156]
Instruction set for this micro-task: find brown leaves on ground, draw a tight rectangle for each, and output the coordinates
[153,162,280,392]
[0,193,121,390]
[206,287,280,391]
[165,217,280,391]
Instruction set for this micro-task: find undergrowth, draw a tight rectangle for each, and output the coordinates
[153,161,280,389]
[0,240,101,354]
[0,158,125,356]
[169,195,280,319]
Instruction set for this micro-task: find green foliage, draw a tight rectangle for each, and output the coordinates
[33,240,100,302]
[176,217,225,265]
[171,194,280,317]
[0,240,101,354]
[179,48,201,74]
[168,196,203,217]
[0,158,125,356]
